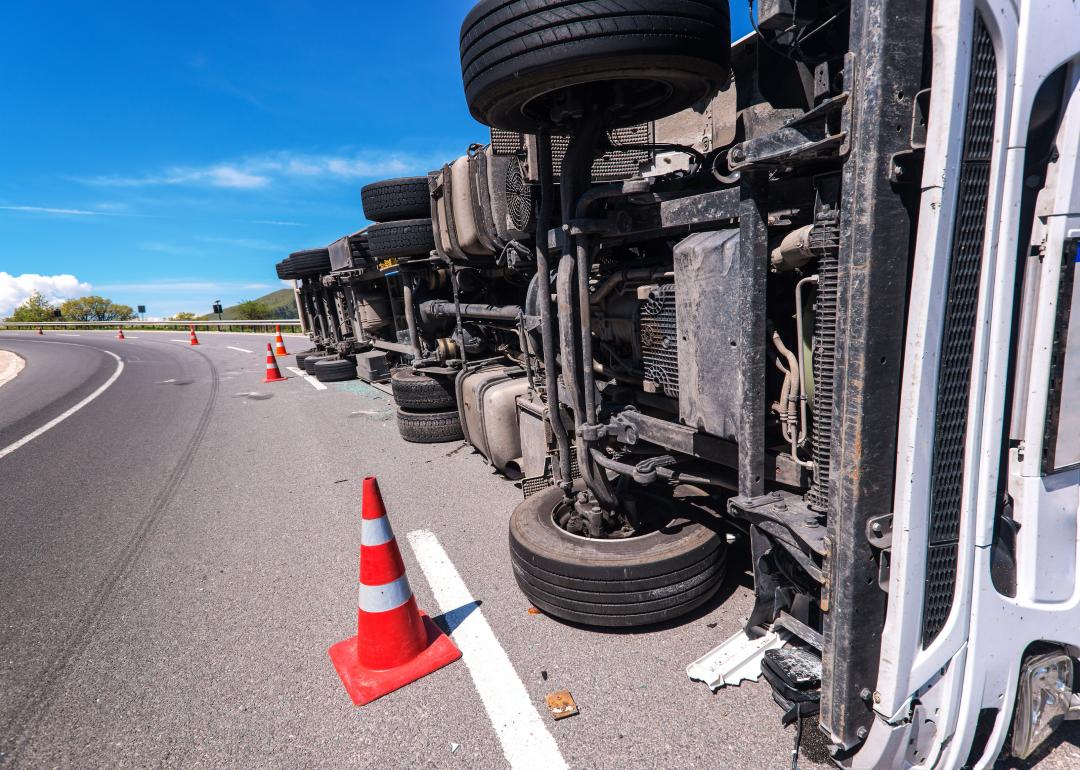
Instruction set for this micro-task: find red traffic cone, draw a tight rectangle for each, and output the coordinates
[329,477,461,705]
[263,343,287,382]
[273,325,288,356]
[117,327,126,340]
[188,325,200,345]
[37,327,44,335]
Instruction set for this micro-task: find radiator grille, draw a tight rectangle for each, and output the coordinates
[640,283,679,399]
[522,449,580,499]
[923,15,997,645]
[490,126,654,181]
[806,208,841,512]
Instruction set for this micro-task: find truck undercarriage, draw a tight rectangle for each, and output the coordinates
[273,1,1080,765]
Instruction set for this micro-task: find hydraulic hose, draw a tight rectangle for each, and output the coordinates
[534,132,573,489]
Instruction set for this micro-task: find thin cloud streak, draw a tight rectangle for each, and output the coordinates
[77,149,431,190]
[0,205,117,216]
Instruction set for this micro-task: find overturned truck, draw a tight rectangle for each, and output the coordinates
[281,0,1080,765]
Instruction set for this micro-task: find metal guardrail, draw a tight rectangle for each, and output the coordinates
[1,320,305,333]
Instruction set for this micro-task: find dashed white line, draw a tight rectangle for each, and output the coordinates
[227,345,253,353]
[0,345,125,461]
[406,530,568,770]
[57,333,82,336]
[170,339,188,343]
[286,366,326,390]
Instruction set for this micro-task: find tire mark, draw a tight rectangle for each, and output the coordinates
[0,345,220,767]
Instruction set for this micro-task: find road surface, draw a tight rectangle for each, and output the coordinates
[0,331,1076,769]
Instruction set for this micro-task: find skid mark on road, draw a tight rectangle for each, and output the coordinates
[286,366,326,390]
[0,348,220,764]
[0,343,124,461]
[407,530,568,770]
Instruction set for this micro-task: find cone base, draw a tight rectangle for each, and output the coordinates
[264,373,287,383]
[328,612,461,706]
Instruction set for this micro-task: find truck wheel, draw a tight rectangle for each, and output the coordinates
[396,407,464,444]
[294,349,318,369]
[303,354,336,376]
[313,358,357,382]
[288,248,332,276]
[391,368,456,409]
[362,177,431,222]
[460,0,731,132]
[367,218,437,259]
[276,259,299,280]
[509,483,727,627]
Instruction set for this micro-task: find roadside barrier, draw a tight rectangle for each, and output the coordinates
[263,344,287,382]
[117,327,126,340]
[273,325,288,356]
[189,325,200,346]
[329,476,461,705]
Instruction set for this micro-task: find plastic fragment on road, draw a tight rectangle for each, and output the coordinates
[686,628,790,691]
[545,690,579,720]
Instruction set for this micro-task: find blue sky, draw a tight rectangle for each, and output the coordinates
[0,1,751,318]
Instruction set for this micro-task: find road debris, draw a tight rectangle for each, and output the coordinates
[545,690,579,720]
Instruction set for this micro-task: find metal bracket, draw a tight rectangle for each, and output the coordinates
[866,513,893,550]
[727,92,850,171]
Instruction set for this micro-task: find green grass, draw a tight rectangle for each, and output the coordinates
[198,288,297,320]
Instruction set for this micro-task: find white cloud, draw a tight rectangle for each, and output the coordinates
[0,205,112,216]
[77,149,431,190]
[0,273,92,316]
[196,236,283,251]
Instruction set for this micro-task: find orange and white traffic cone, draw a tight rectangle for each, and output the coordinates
[117,327,126,340]
[329,477,461,705]
[189,325,200,346]
[263,343,287,383]
[37,327,44,335]
[273,324,288,356]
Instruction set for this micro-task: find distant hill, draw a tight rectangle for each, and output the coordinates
[198,288,297,320]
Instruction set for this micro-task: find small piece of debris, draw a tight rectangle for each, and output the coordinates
[527,606,542,615]
[333,479,348,484]
[540,670,548,681]
[450,742,460,754]
[545,690,579,720]
[706,622,718,629]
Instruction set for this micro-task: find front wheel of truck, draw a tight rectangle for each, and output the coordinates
[509,483,728,627]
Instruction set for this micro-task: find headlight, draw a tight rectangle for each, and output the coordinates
[1011,652,1075,760]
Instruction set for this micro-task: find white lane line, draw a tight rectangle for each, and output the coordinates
[170,339,188,343]
[226,345,253,353]
[57,333,82,336]
[0,346,125,461]
[286,366,326,390]
[406,530,568,770]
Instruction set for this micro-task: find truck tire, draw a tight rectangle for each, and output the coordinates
[396,407,464,444]
[391,367,456,409]
[460,0,731,132]
[314,358,357,382]
[303,354,336,376]
[295,349,318,369]
[367,218,437,259]
[288,248,332,276]
[509,483,727,627]
[276,259,298,280]
[362,177,431,222]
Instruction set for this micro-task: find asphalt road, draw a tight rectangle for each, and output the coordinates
[0,331,1077,770]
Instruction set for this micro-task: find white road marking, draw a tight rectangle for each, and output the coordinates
[286,366,326,390]
[226,345,253,353]
[170,339,188,343]
[406,530,568,770]
[0,350,25,388]
[0,344,124,461]
[57,333,81,336]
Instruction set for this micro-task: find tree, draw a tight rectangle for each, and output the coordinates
[234,300,271,320]
[6,291,58,322]
[60,295,136,322]
[170,311,197,321]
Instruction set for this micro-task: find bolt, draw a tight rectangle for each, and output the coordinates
[805,517,818,527]
[857,726,869,740]
[730,146,745,162]
[775,502,788,511]
[873,691,882,704]
[859,688,872,702]
[871,521,883,534]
